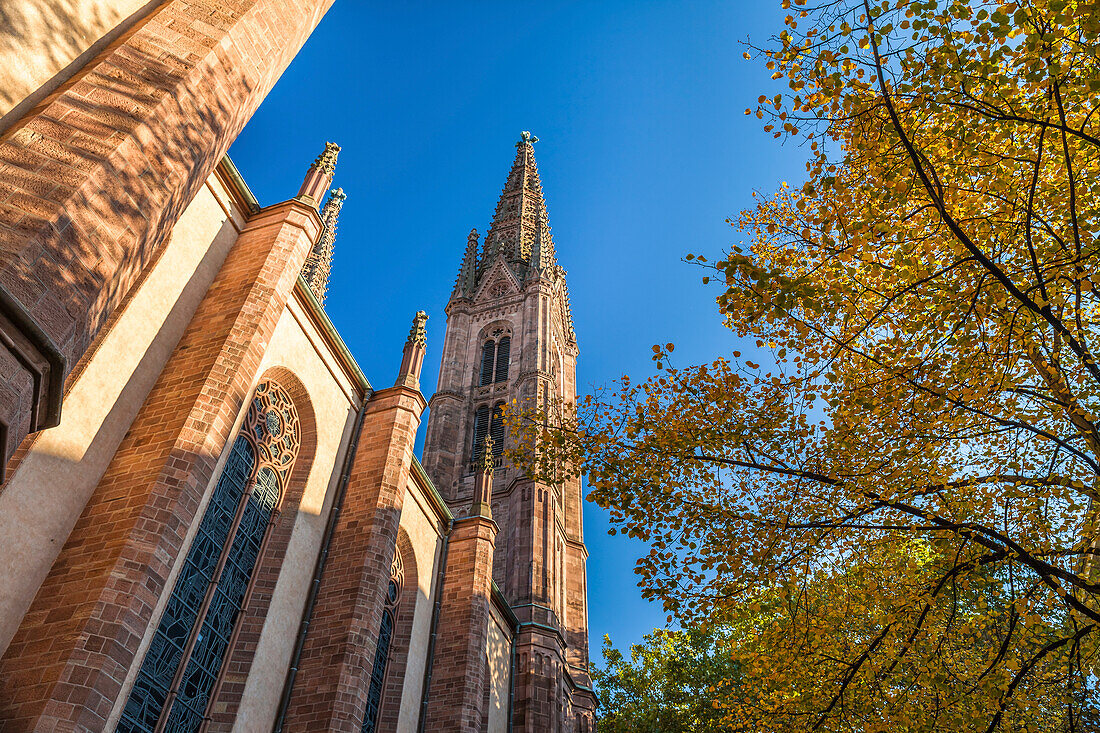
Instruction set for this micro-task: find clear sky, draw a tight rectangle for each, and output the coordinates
[228,0,804,658]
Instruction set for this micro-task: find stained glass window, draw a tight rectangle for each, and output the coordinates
[118,381,300,732]
[362,551,403,733]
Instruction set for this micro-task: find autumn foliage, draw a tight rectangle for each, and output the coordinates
[511,1,1100,729]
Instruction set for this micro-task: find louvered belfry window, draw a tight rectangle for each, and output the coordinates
[479,340,496,386]
[118,381,300,733]
[494,336,510,383]
[489,402,505,459]
[471,404,491,462]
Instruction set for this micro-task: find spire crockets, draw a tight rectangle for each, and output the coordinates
[301,188,345,305]
[452,228,480,298]
[297,141,340,206]
[481,131,556,274]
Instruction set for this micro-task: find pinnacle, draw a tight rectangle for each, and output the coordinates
[301,187,345,305]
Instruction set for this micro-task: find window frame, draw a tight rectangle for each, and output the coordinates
[118,381,300,732]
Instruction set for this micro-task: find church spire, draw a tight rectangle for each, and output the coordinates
[480,132,557,279]
[301,187,345,305]
[452,228,480,299]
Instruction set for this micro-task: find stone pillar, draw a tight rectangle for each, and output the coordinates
[281,313,427,733]
[423,441,499,732]
[0,0,335,473]
[0,195,322,731]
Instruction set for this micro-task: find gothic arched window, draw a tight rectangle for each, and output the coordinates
[471,404,490,462]
[494,336,510,383]
[362,551,403,733]
[118,380,300,733]
[479,340,496,386]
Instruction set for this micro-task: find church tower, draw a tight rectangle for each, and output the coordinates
[422,133,596,731]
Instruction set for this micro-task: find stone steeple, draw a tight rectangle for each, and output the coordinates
[301,187,345,305]
[476,131,557,282]
[422,135,595,731]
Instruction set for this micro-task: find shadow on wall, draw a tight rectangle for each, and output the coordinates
[484,612,512,727]
[0,3,261,462]
[0,0,162,131]
[0,215,238,656]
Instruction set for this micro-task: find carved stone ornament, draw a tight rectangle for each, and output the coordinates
[407,310,428,346]
[312,141,341,173]
[477,433,496,474]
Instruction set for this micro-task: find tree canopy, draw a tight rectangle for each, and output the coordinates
[593,626,739,733]
[512,1,1100,729]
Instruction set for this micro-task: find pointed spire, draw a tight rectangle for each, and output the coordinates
[301,188,345,305]
[297,141,341,206]
[479,132,557,281]
[452,228,480,299]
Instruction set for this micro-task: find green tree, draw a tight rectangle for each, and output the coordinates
[511,1,1100,729]
[595,626,739,733]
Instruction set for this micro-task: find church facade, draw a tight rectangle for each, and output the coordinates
[0,2,595,731]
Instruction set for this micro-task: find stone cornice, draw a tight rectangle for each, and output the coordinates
[427,390,465,407]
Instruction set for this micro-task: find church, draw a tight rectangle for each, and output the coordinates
[0,2,595,731]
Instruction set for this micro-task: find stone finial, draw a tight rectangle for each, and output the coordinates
[301,187,346,305]
[518,130,539,146]
[408,310,428,346]
[476,433,495,475]
[396,310,428,389]
[471,433,495,517]
[313,142,341,173]
[297,141,341,206]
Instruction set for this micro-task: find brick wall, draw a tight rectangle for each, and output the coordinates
[0,0,334,465]
[422,514,498,732]
[0,200,321,731]
[280,383,425,733]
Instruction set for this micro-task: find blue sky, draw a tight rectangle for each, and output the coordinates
[229,0,804,658]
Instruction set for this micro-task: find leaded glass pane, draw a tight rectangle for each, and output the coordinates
[119,380,298,731]
[118,437,255,733]
[361,610,394,733]
[172,463,277,730]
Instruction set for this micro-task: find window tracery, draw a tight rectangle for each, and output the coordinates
[119,380,300,732]
[362,550,403,733]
